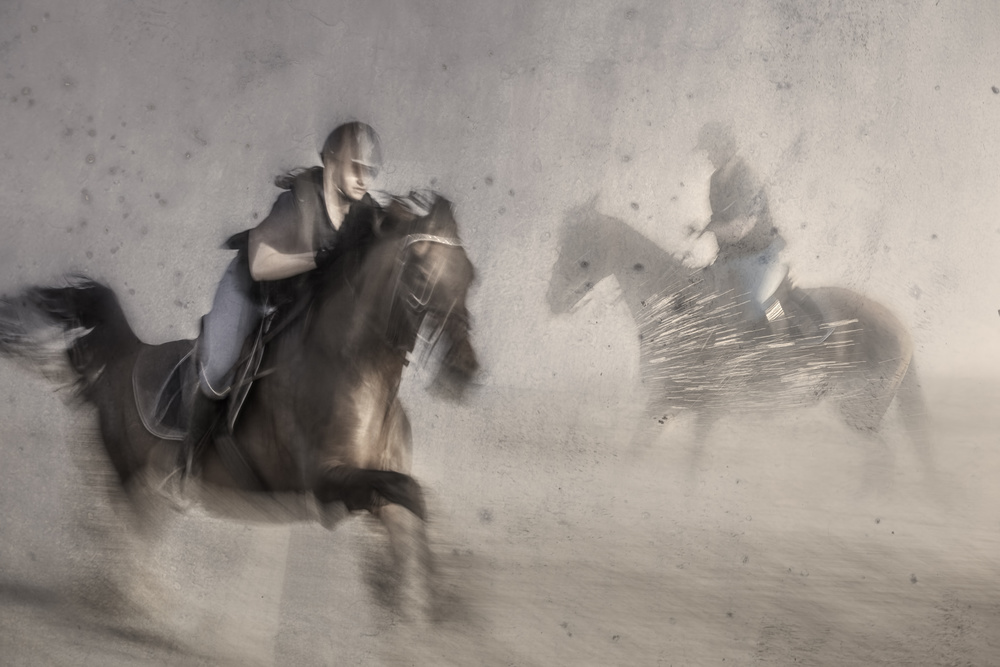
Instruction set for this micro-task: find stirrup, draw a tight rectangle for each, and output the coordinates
[147,464,193,512]
[795,319,835,347]
[812,326,835,344]
[764,299,785,323]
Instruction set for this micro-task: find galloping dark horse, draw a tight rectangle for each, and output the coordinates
[0,192,477,620]
[547,200,932,476]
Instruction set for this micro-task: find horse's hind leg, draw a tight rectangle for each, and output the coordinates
[894,359,936,480]
[72,443,181,629]
[854,431,898,499]
[372,502,435,622]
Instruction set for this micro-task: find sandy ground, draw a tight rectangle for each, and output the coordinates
[0,373,997,666]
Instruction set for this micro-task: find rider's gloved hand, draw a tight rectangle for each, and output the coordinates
[314,244,336,270]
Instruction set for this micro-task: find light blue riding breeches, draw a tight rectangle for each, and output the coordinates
[719,243,787,322]
[197,255,262,399]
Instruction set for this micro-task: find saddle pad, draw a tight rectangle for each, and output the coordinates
[132,339,195,441]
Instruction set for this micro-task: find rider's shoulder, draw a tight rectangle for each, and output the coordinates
[258,168,323,219]
[717,155,752,179]
[292,168,324,203]
[250,173,314,237]
[272,166,322,192]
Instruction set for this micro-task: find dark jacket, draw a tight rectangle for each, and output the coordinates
[707,157,784,260]
[228,167,380,302]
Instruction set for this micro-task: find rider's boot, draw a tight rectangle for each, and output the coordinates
[177,390,219,481]
[785,291,832,345]
[762,297,791,340]
[149,390,217,509]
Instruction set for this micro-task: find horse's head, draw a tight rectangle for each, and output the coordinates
[547,200,618,315]
[382,193,479,396]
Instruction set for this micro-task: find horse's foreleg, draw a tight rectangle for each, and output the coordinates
[315,465,427,520]
[890,359,956,507]
[312,466,432,620]
[314,464,434,621]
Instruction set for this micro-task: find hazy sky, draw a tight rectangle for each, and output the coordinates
[1,0,997,385]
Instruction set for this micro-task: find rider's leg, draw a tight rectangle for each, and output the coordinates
[759,264,791,337]
[723,254,768,331]
[198,255,260,400]
[726,246,786,335]
[756,258,788,314]
[178,255,260,475]
[180,383,218,476]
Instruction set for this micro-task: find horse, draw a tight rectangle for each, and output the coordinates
[0,192,478,622]
[546,199,933,480]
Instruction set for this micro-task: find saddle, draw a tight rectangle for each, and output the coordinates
[698,261,830,345]
[132,339,194,441]
[132,303,282,442]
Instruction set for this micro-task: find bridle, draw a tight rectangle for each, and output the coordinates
[385,232,465,353]
[397,233,464,308]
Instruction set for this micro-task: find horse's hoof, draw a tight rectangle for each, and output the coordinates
[148,469,194,513]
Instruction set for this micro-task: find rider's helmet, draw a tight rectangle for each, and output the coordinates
[695,121,737,170]
[321,122,383,178]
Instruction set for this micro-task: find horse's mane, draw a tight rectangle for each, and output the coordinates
[297,189,467,367]
[377,190,459,240]
[560,200,686,277]
[303,190,466,336]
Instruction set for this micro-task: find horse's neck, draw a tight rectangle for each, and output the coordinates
[309,242,400,357]
[603,220,683,317]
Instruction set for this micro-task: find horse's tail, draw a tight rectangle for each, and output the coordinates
[894,355,936,470]
[0,276,138,395]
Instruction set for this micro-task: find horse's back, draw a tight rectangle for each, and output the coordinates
[801,286,913,367]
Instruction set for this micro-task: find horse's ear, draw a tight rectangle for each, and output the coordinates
[564,192,602,224]
[378,198,414,237]
[560,192,602,239]
[430,196,451,218]
[580,192,603,223]
[428,196,458,235]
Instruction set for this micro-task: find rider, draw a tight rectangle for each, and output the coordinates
[692,122,829,342]
[693,121,788,331]
[180,121,384,474]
